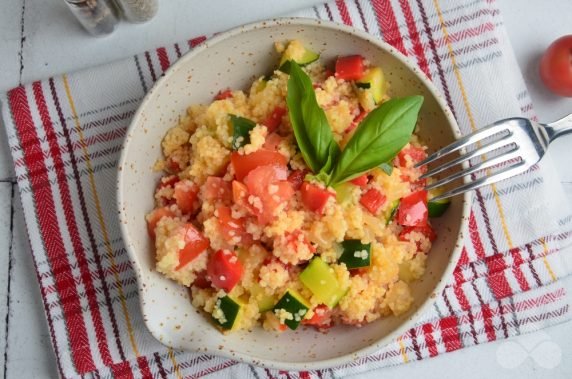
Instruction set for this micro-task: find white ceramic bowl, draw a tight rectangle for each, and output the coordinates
[117,18,470,370]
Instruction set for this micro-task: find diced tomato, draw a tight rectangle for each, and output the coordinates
[335,55,365,81]
[399,224,437,252]
[214,89,232,100]
[263,106,287,133]
[231,180,248,203]
[359,188,386,215]
[263,133,283,151]
[350,174,369,188]
[324,68,334,78]
[192,270,211,289]
[231,149,288,181]
[147,207,175,239]
[302,305,332,328]
[177,224,210,270]
[345,110,368,133]
[397,190,428,227]
[411,178,427,192]
[244,165,294,224]
[166,157,182,173]
[300,182,334,215]
[157,175,179,190]
[287,170,308,190]
[173,180,199,214]
[396,145,427,168]
[204,176,231,203]
[216,205,253,246]
[207,249,243,292]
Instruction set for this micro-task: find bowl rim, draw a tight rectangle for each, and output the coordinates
[117,16,471,371]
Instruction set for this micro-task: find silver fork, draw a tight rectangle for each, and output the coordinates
[416,114,572,201]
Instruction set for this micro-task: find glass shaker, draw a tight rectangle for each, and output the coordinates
[114,0,159,23]
[64,0,119,36]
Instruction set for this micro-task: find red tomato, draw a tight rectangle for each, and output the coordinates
[300,182,334,215]
[263,106,287,133]
[147,207,175,239]
[203,177,231,203]
[302,305,332,327]
[399,224,437,246]
[350,174,369,188]
[335,55,365,81]
[324,68,334,78]
[397,190,428,227]
[231,179,249,204]
[192,270,211,289]
[263,133,283,151]
[214,89,233,100]
[216,206,253,246]
[231,150,288,181]
[360,188,386,215]
[156,175,179,190]
[166,157,182,173]
[177,224,210,270]
[173,180,199,214]
[396,145,427,168]
[207,250,243,292]
[539,35,572,97]
[287,169,308,190]
[244,165,294,224]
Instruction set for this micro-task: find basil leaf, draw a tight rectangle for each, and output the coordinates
[379,162,393,176]
[230,114,256,150]
[287,62,341,174]
[329,96,423,186]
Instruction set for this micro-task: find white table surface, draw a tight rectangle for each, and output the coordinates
[1,0,571,378]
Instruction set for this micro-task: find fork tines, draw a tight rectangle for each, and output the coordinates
[415,122,527,201]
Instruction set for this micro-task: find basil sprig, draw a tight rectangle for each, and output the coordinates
[286,61,423,187]
[329,96,423,185]
[286,62,340,175]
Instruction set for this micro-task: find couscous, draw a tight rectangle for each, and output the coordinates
[146,40,449,333]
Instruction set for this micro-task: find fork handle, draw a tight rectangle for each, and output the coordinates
[545,113,572,142]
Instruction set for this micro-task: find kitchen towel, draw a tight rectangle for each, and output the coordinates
[2,0,572,378]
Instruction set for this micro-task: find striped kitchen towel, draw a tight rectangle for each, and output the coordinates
[2,0,572,378]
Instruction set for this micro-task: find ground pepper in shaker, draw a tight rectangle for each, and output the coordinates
[115,0,159,23]
[64,0,119,36]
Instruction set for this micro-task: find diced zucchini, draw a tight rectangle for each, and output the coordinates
[212,295,243,330]
[253,77,268,93]
[379,162,394,176]
[398,261,415,283]
[230,115,256,150]
[428,189,451,217]
[273,289,310,330]
[356,87,376,111]
[356,67,386,103]
[250,282,275,312]
[339,240,371,269]
[385,199,400,225]
[299,257,347,308]
[335,182,356,206]
[279,41,320,71]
